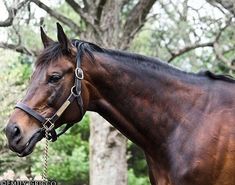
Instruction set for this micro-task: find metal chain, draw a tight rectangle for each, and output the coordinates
[42,130,49,181]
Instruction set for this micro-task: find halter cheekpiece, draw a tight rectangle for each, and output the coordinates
[15,40,85,142]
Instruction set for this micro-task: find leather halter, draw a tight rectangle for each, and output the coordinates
[15,41,84,142]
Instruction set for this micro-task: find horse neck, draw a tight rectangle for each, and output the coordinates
[84,51,205,152]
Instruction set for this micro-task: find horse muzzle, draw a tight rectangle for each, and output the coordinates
[5,122,44,157]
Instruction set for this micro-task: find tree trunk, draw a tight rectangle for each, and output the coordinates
[83,2,128,184]
[81,1,156,184]
[89,113,127,185]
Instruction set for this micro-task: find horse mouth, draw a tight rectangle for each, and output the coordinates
[17,130,44,157]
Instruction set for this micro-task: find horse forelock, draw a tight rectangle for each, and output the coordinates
[35,39,104,68]
[35,42,63,67]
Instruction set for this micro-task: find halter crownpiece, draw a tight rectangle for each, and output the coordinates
[15,41,85,142]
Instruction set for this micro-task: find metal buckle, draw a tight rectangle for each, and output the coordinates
[71,85,80,97]
[43,118,55,131]
[75,68,84,80]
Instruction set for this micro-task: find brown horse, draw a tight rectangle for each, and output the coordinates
[5,23,235,185]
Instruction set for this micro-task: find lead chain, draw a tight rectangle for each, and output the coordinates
[42,130,49,181]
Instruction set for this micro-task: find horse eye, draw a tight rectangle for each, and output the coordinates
[48,74,62,84]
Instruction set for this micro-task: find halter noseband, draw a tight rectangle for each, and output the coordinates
[15,41,84,142]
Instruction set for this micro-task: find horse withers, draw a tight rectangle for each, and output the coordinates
[5,23,235,185]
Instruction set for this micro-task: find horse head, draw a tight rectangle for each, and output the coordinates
[5,23,89,157]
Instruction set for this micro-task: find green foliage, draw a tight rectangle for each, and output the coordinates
[128,169,150,185]
[127,141,150,185]
[11,56,32,85]
[0,51,33,175]
[131,29,159,57]
[0,52,32,123]
[127,141,148,177]
[48,146,88,184]
[31,115,90,185]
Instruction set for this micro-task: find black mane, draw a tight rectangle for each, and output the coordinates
[36,39,235,83]
[104,49,235,83]
[199,70,235,83]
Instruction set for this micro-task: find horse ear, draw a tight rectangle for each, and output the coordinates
[40,27,54,48]
[56,22,71,52]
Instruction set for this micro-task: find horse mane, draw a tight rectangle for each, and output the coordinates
[104,49,235,83]
[198,70,235,83]
[35,39,235,84]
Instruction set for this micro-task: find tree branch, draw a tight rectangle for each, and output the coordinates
[167,42,214,63]
[95,0,107,24]
[65,0,102,35]
[214,42,235,70]
[121,0,157,48]
[65,0,86,16]
[0,42,37,56]
[167,17,235,71]
[0,0,31,27]
[212,18,235,70]
[12,25,22,45]
[83,0,89,11]
[215,17,232,42]
[31,0,82,34]
[158,0,177,23]
[207,0,235,16]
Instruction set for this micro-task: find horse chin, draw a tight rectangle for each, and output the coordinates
[17,129,44,157]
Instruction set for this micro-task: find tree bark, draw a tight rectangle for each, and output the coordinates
[89,113,127,185]
[80,1,156,184]
[82,2,128,184]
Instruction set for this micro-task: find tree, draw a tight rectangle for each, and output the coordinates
[131,0,235,74]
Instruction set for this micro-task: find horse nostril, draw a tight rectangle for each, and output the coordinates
[5,123,22,143]
[13,126,21,137]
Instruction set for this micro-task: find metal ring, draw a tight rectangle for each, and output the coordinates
[75,68,84,80]
[71,86,80,97]
[43,119,55,131]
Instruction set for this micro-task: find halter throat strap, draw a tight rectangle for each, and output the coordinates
[14,42,84,142]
